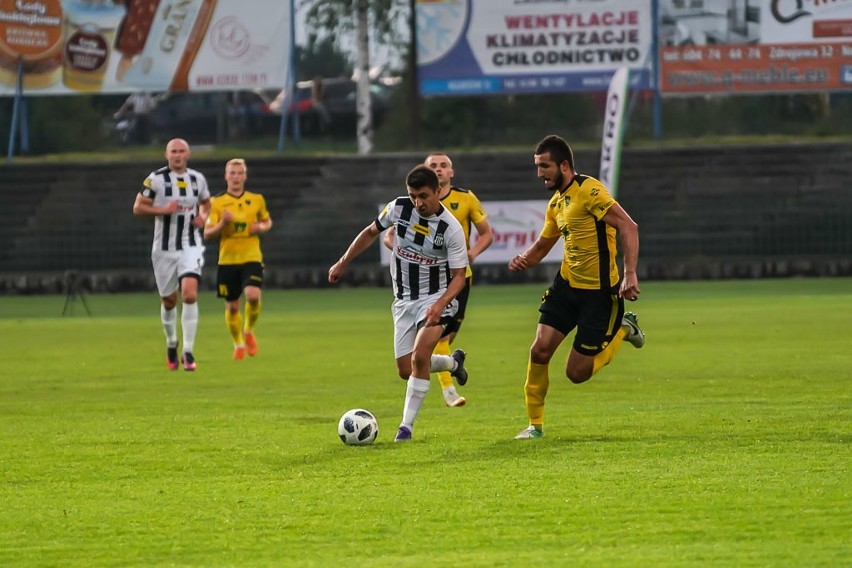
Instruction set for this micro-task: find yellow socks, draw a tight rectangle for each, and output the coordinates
[245,299,261,333]
[226,308,243,346]
[524,361,549,427]
[434,337,453,390]
[592,327,626,375]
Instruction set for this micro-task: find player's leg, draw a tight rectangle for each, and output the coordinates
[435,278,470,406]
[396,323,443,442]
[152,251,179,370]
[435,285,468,405]
[516,276,574,439]
[515,323,564,439]
[565,288,631,383]
[226,298,243,359]
[161,293,179,370]
[178,274,200,371]
[217,264,246,360]
[392,298,439,442]
[177,248,204,371]
[242,263,265,357]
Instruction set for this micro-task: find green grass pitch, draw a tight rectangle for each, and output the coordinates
[1,278,849,567]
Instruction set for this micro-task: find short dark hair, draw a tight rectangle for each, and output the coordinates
[406,164,439,191]
[535,134,575,171]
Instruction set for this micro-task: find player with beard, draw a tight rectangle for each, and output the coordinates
[508,134,645,439]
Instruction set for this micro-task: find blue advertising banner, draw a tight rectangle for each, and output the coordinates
[416,0,653,96]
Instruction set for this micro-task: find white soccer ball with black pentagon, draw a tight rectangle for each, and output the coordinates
[337,409,378,445]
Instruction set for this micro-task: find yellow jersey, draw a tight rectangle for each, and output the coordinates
[207,190,270,265]
[540,174,619,290]
[442,186,488,278]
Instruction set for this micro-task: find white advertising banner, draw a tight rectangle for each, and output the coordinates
[599,66,629,198]
[417,0,653,96]
[380,200,563,266]
[0,0,291,95]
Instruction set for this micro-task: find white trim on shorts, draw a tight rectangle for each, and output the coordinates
[391,291,459,359]
[151,246,205,297]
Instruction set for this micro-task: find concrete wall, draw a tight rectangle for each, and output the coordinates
[1,142,850,294]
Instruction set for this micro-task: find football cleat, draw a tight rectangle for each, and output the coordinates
[443,387,466,408]
[233,346,246,361]
[450,349,468,386]
[394,425,412,443]
[515,426,544,439]
[622,312,645,349]
[244,331,258,357]
[166,346,179,371]
[181,352,197,371]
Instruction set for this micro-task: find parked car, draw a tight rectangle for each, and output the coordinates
[269,77,395,136]
[109,90,280,145]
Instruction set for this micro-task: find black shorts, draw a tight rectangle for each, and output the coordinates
[216,262,264,302]
[537,273,624,357]
[443,276,472,336]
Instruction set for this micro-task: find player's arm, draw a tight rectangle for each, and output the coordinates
[602,203,640,300]
[250,215,272,236]
[193,197,210,228]
[328,222,382,283]
[382,226,395,250]
[249,196,273,235]
[468,218,494,263]
[132,192,177,217]
[204,207,232,240]
[509,235,559,272]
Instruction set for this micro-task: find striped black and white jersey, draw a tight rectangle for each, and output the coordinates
[141,166,210,253]
[377,197,468,300]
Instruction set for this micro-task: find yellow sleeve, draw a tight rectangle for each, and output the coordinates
[257,194,270,222]
[206,197,221,225]
[586,182,616,221]
[467,191,488,224]
[540,194,561,239]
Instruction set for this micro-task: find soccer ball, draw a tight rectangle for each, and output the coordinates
[337,409,379,445]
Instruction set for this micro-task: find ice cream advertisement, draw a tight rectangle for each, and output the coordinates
[0,0,291,94]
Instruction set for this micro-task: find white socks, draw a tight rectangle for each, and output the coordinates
[429,354,455,373]
[401,377,430,428]
[161,305,177,347]
[181,302,198,354]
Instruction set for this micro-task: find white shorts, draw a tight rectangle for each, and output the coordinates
[391,292,459,359]
[151,247,205,297]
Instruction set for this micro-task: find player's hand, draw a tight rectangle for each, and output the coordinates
[162,201,179,214]
[328,261,345,284]
[619,274,640,302]
[192,214,207,228]
[508,254,529,272]
[423,304,443,327]
[221,210,233,222]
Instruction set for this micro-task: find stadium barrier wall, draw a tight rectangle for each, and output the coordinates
[0,142,849,295]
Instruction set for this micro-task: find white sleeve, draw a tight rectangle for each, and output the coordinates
[141,172,159,199]
[446,225,469,271]
[376,198,397,231]
[198,173,211,200]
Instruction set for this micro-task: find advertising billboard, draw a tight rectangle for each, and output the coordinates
[416,0,653,96]
[659,0,852,94]
[0,0,291,95]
